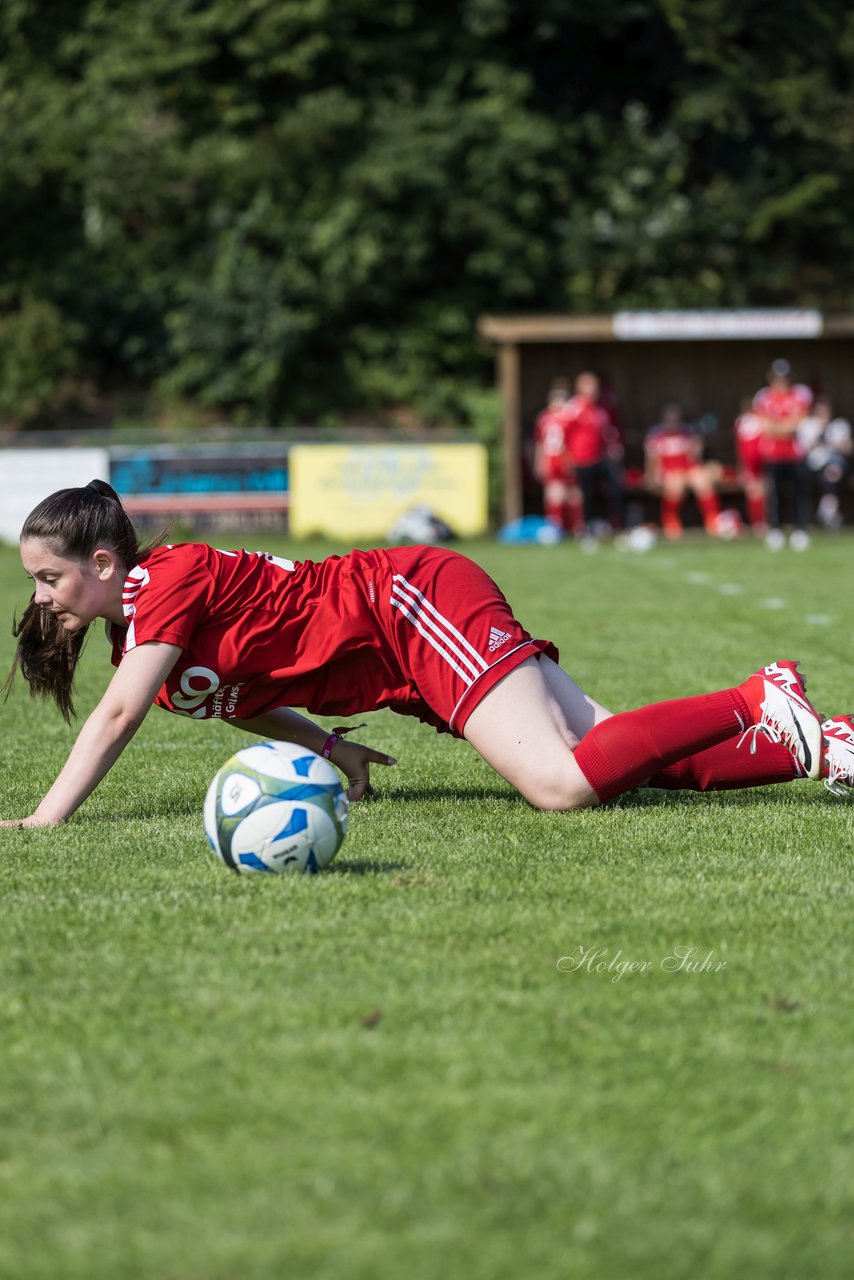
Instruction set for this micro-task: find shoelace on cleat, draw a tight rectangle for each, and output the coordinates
[823,739,854,798]
[737,706,802,761]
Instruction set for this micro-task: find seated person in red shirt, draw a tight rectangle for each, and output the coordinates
[644,402,721,539]
[532,378,584,534]
[753,358,813,550]
[562,371,625,537]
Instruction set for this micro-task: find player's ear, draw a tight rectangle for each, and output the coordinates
[93,548,122,580]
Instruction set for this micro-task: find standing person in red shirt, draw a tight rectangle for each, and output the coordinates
[753,359,813,551]
[532,378,584,535]
[643,403,721,539]
[734,397,768,536]
[562,371,625,538]
[4,481,854,829]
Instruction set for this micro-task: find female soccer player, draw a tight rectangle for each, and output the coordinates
[2,480,853,827]
[643,402,722,540]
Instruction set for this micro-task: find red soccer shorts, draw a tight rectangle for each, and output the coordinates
[539,455,576,484]
[739,460,764,483]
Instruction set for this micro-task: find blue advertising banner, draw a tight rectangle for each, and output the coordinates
[109,444,289,528]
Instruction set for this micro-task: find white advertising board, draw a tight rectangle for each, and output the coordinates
[0,449,110,545]
[613,309,823,340]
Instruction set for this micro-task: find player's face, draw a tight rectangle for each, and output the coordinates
[576,374,599,401]
[20,537,121,632]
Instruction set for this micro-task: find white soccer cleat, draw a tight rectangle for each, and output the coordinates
[820,716,854,797]
[738,659,823,780]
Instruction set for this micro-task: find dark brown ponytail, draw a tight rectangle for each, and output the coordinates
[3,480,141,722]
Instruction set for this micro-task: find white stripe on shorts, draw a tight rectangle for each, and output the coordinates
[390,574,488,685]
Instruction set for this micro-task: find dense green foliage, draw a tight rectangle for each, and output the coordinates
[2,533,854,1278]
[2,1,854,424]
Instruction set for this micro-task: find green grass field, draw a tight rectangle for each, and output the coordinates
[1,531,853,1280]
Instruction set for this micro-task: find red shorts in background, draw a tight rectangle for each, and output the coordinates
[537,454,576,484]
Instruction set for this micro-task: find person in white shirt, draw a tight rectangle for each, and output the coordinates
[797,395,853,529]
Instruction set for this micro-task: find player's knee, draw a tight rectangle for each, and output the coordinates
[517,763,596,812]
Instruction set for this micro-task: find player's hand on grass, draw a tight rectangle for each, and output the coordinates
[330,738,397,802]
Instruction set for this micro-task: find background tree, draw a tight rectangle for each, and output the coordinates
[1,0,852,426]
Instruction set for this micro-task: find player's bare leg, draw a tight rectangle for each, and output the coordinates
[537,654,613,737]
[464,655,821,813]
[463,657,603,810]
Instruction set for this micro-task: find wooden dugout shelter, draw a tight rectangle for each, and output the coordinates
[477,309,854,523]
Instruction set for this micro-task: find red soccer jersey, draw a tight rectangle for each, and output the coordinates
[644,425,701,473]
[534,405,573,479]
[563,395,611,466]
[735,411,764,475]
[754,384,812,463]
[108,543,556,736]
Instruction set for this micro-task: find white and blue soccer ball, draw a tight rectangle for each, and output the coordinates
[204,741,349,875]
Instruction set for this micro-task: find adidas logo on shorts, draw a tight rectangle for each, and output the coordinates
[488,626,511,652]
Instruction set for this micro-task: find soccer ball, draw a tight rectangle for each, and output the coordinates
[204,741,349,875]
[715,508,744,540]
[629,525,657,553]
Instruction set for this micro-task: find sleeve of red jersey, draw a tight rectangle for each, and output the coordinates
[124,544,214,652]
[793,384,814,412]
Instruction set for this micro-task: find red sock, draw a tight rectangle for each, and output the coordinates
[564,494,585,535]
[544,495,564,527]
[698,491,721,531]
[574,689,751,802]
[648,735,801,791]
[661,496,682,529]
[747,492,766,529]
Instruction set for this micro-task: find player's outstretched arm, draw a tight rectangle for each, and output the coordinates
[0,641,182,828]
[230,706,397,802]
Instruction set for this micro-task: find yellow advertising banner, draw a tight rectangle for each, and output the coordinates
[289,442,488,539]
